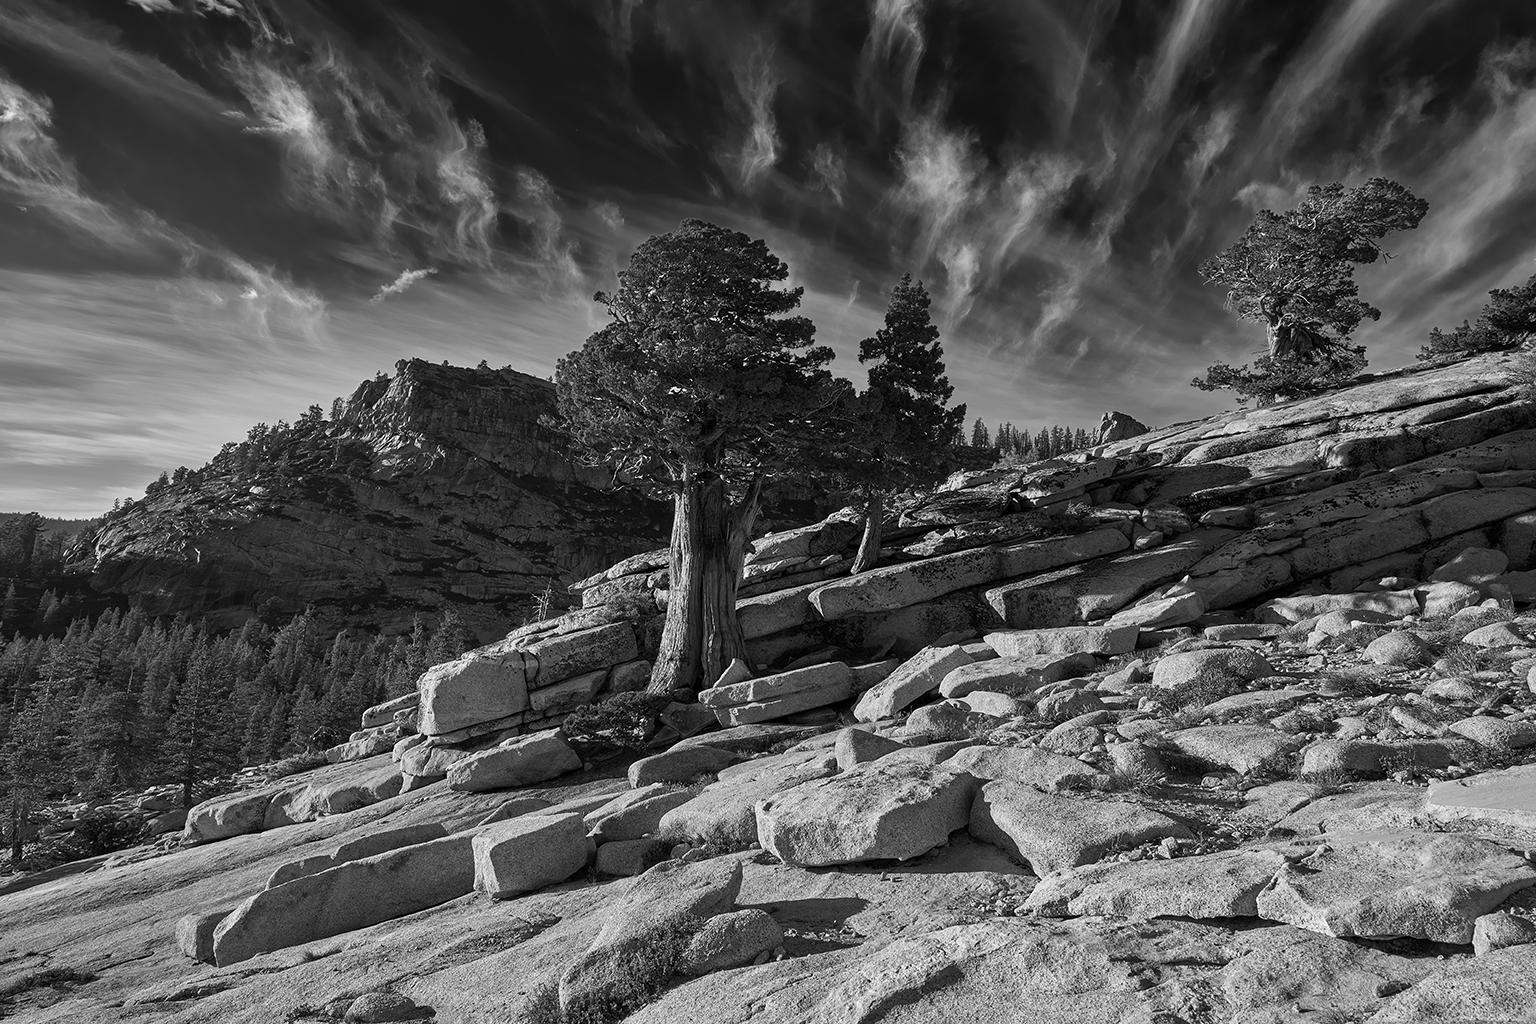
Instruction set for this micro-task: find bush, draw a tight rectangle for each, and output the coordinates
[65,809,144,858]
[266,750,331,782]
[545,915,704,1024]
[561,692,669,756]
[1192,347,1367,406]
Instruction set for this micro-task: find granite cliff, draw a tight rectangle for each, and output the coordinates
[68,360,670,637]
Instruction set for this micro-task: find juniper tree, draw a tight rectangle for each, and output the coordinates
[556,219,837,694]
[1196,177,1427,403]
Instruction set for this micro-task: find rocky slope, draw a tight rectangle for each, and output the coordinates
[10,349,1536,1023]
[69,360,669,636]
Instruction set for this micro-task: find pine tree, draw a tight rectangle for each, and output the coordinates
[161,641,240,808]
[427,607,474,667]
[970,419,991,449]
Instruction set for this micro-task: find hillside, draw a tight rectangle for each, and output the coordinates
[8,348,1536,1023]
[66,360,671,639]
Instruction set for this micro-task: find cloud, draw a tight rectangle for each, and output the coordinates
[592,200,625,232]
[809,142,847,205]
[730,40,781,191]
[225,44,500,268]
[893,110,982,264]
[508,168,583,293]
[861,0,926,116]
[371,267,437,303]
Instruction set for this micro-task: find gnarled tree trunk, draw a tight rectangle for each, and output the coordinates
[649,472,762,697]
[852,488,884,574]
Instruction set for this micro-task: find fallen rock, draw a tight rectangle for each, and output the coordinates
[1363,631,1435,668]
[833,727,908,769]
[676,908,782,976]
[756,763,980,866]
[1150,647,1274,693]
[968,781,1193,875]
[1463,621,1527,648]
[446,729,581,793]
[1449,715,1536,750]
[937,653,1093,699]
[1255,829,1536,944]
[983,624,1139,657]
[1025,847,1298,919]
[853,645,972,722]
[1166,725,1303,774]
[1431,546,1510,585]
[182,790,274,845]
[657,757,834,850]
[212,833,476,965]
[472,811,591,898]
[628,745,740,786]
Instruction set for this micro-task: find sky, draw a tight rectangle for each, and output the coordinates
[3,1,1536,517]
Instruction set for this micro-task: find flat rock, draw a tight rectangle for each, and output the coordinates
[628,745,740,786]
[1255,829,1536,944]
[968,781,1193,875]
[212,833,476,965]
[1426,763,1536,839]
[1166,725,1303,774]
[853,644,972,722]
[983,624,1139,657]
[1366,943,1536,1021]
[937,653,1093,699]
[1026,847,1298,919]
[757,763,980,866]
[445,729,581,792]
[698,662,851,709]
[416,649,531,737]
[1463,621,1527,648]
[658,757,834,851]
[833,727,908,769]
[1449,715,1536,750]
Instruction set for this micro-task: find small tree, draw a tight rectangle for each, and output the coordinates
[1196,177,1427,402]
[1419,271,1536,361]
[835,275,967,572]
[556,219,837,695]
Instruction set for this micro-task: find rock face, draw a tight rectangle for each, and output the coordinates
[70,359,667,635]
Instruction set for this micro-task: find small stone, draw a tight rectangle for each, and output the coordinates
[344,992,428,1023]
[1363,632,1434,668]
[677,909,783,976]
[1463,622,1527,649]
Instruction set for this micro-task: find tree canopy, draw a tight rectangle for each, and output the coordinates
[555,219,842,694]
[1194,177,1427,402]
[1419,271,1536,361]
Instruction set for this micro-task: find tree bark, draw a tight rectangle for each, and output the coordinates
[852,488,884,574]
[649,475,703,696]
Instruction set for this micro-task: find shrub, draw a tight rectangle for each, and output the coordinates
[65,809,144,858]
[561,692,669,756]
[521,916,703,1024]
[266,750,331,782]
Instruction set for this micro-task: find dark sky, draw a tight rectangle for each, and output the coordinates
[3,0,1536,516]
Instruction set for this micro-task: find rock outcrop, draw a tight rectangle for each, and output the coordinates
[70,359,669,635]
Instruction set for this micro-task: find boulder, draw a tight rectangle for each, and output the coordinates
[628,745,740,786]
[961,691,1025,717]
[416,649,531,737]
[1034,690,1106,723]
[1366,943,1536,1022]
[587,789,696,842]
[676,909,782,976]
[657,757,834,850]
[1474,910,1536,956]
[1418,580,1485,618]
[755,763,980,866]
[182,790,274,845]
[1025,847,1298,919]
[903,702,998,741]
[937,653,1094,699]
[1105,588,1205,629]
[558,859,743,1014]
[944,745,1103,790]
[360,693,418,730]
[968,781,1193,874]
[446,729,581,793]
[267,822,449,888]
[1255,591,1418,625]
[1363,631,1434,667]
[1449,716,1536,750]
[1166,725,1303,774]
[698,662,850,709]
[1431,546,1511,585]
[1463,621,1527,648]
[472,811,592,898]
[175,908,229,964]
[342,992,430,1023]
[594,837,672,878]
[833,727,908,769]
[982,624,1139,657]
[212,833,476,965]
[523,622,639,686]
[1255,829,1536,944]
[853,644,972,722]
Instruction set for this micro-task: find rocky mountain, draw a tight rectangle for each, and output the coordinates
[10,347,1536,1023]
[67,360,670,638]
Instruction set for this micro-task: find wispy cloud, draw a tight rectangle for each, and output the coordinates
[371,267,437,303]
[860,0,926,117]
[809,142,847,205]
[730,40,781,191]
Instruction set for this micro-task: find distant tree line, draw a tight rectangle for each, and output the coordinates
[968,421,1093,463]
[0,604,475,867]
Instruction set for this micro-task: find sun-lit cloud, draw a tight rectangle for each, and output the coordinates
[729,40,781,191]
